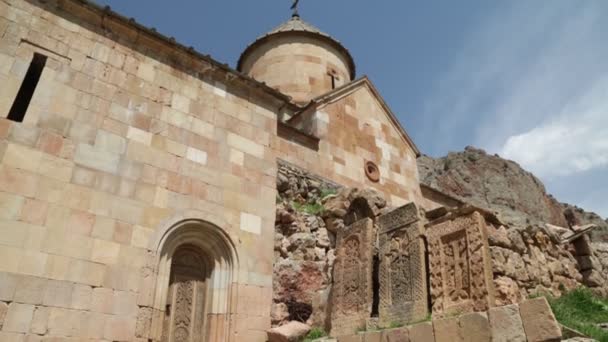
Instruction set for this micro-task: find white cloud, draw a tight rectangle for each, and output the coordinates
[501,76,608,178]
[421,0,608,216]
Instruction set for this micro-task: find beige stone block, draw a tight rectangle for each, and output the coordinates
[0,332,24,342]
[66,259,105,286]
[240,212,262,235]
[92,216,116,240]
[142,206,173,228]
[171,93,190,113]
[3,303,34,333]
[127,126,153,146]
[113,290,137,316]
[42,280,73,308]
[104,315,136,341]
[0,191,24,219]
[74,143,120,174]
[91,239,121,264]
[42,228,93,260]
[81,311,107,339]
[519,297,562,342]
[488,304,526,342]
[0,166,39,197]
[104,265,139,292]
[110,197,144,225]
[67,209,95,236]
[2,144,41,172]
[131,225,153,249]
[0,245,21,273]
[409,322,434,342]
[460,312,491,342]
[70,284,92,311]
[34,177,64,204]
[18,250,48,277]
[91,287,114,314]
[43,254,70,280]
[433,316,462,342]
[37,154,73,182]
[95,129,127,154]
[229,148,245,166]
[19,199,47,225]
[192,117,214,139]
[0,219,28,247]
[0,272,18,301]
[227,133,265,158]
[29,306,49,335]
[47,307,79,337]
[137,62,155,82]
[382,328,410,342]
[186,146,207,165]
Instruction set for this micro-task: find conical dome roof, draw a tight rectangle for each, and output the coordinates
[237,14,356,79]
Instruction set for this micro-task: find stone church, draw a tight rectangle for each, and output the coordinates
[0,1,571,341]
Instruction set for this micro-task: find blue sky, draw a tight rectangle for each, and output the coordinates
[95,1,608,218]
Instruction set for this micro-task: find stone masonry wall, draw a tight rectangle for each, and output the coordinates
[275,84,423,208]
[0,0,281,340]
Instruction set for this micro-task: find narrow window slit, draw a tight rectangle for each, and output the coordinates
[7,53,47,122]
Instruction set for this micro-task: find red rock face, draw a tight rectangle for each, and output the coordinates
[418,146,607,239]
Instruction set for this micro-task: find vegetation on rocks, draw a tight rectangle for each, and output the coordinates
[303,327,327,341]
[548,288,608,342]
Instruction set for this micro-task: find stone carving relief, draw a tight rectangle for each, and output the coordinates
[162,245,209,342]
[330,217,374,336]
[426,211,495,317]
[378,203,428,327]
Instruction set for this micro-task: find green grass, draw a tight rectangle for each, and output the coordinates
[303,327,327,341]
[547,287,608,342]
[292,201,325,215]
[319,188,338,200]
[388,321,404,329]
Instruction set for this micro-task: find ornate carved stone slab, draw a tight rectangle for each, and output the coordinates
[330,217,374,337]
[426,211,495,317]
[378,203,428,327]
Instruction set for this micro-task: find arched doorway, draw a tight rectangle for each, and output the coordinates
[150,218,239,342]
[162,245,211,342]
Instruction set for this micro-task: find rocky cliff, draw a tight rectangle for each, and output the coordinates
[418,146,608,241]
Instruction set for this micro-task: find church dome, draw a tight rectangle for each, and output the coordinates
[237,14,356,105]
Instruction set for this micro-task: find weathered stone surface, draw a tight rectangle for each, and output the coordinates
[433,316,462,342]
[426,211,495,317]
[460,312,491,342]
[362,331,382,342]
[267,321,311,342]
[382,327,409,342]
[488,304,525,342]
[378,203,428,327]
[337,335,362,342]
[330,218,374,336]
[409,322,434,342]
[3,303,34,333]
[519,297,562,342]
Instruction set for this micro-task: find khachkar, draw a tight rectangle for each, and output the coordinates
[330,217,374,336]
[378,203,429,327]
[425,208,495,317]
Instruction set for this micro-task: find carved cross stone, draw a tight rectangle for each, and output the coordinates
[330,217,374,337]
[425,210,495,318]
[378,203,428,327]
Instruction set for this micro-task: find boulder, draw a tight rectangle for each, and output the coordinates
[267,321,311,342]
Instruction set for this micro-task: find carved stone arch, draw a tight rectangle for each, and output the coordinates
[148,217,239,342]
[344,197,375,226]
